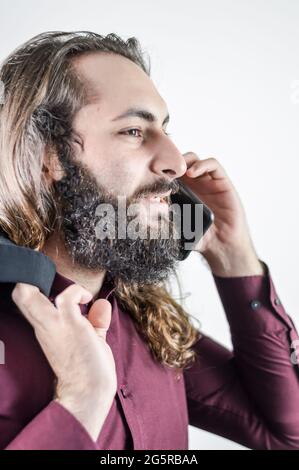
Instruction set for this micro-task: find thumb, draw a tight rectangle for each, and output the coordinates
[87,299,112,341]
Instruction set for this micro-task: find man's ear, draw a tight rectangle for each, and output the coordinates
[42,145,65,185]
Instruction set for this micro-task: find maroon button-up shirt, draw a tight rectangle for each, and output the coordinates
[0,260,299,450]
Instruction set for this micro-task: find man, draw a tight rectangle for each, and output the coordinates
[0,31,298,450]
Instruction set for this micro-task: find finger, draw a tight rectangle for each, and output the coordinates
[182,151,201,168]
[12,283,94,332]
[181,152,212,182]
[11,282,57,326]
[184,157,227,180]
[87,299,112,341]
[54,284,93,317]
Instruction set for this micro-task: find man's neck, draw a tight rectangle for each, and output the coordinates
[41,233,106,300]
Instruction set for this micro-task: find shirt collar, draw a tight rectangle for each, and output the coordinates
[49,271,117,316]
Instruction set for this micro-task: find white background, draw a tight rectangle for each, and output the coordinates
[0,0,298,450]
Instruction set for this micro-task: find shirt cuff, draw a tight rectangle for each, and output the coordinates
[5,400,98,450]
[212,259,298,338]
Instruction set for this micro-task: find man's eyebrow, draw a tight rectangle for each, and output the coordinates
[111,107,170,126]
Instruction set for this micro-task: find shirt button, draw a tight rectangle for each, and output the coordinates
[250,299,261,310]
[274,297,281,306]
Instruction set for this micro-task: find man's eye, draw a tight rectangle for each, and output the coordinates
[121,129,172,138]
[121,128,143,138]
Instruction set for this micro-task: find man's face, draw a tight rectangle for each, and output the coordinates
[50,52,188,285]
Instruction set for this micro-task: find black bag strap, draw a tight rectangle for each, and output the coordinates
[0,232,56,296]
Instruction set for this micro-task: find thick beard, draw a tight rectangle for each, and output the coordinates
[51,147,182,286]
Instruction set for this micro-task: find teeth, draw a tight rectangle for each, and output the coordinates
[146,195,169,203]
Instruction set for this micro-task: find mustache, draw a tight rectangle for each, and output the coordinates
[130,178,180,204]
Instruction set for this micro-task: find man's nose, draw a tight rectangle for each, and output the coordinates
[150,134,187,180]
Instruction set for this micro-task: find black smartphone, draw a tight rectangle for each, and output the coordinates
[170,180,214,261]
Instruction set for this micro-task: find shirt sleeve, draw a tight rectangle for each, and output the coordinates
[183,260,299,449]
[4,400,98,450]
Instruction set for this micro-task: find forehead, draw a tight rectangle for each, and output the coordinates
[72,52,168,119]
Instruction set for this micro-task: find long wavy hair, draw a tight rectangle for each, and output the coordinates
[0,31,201,373]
